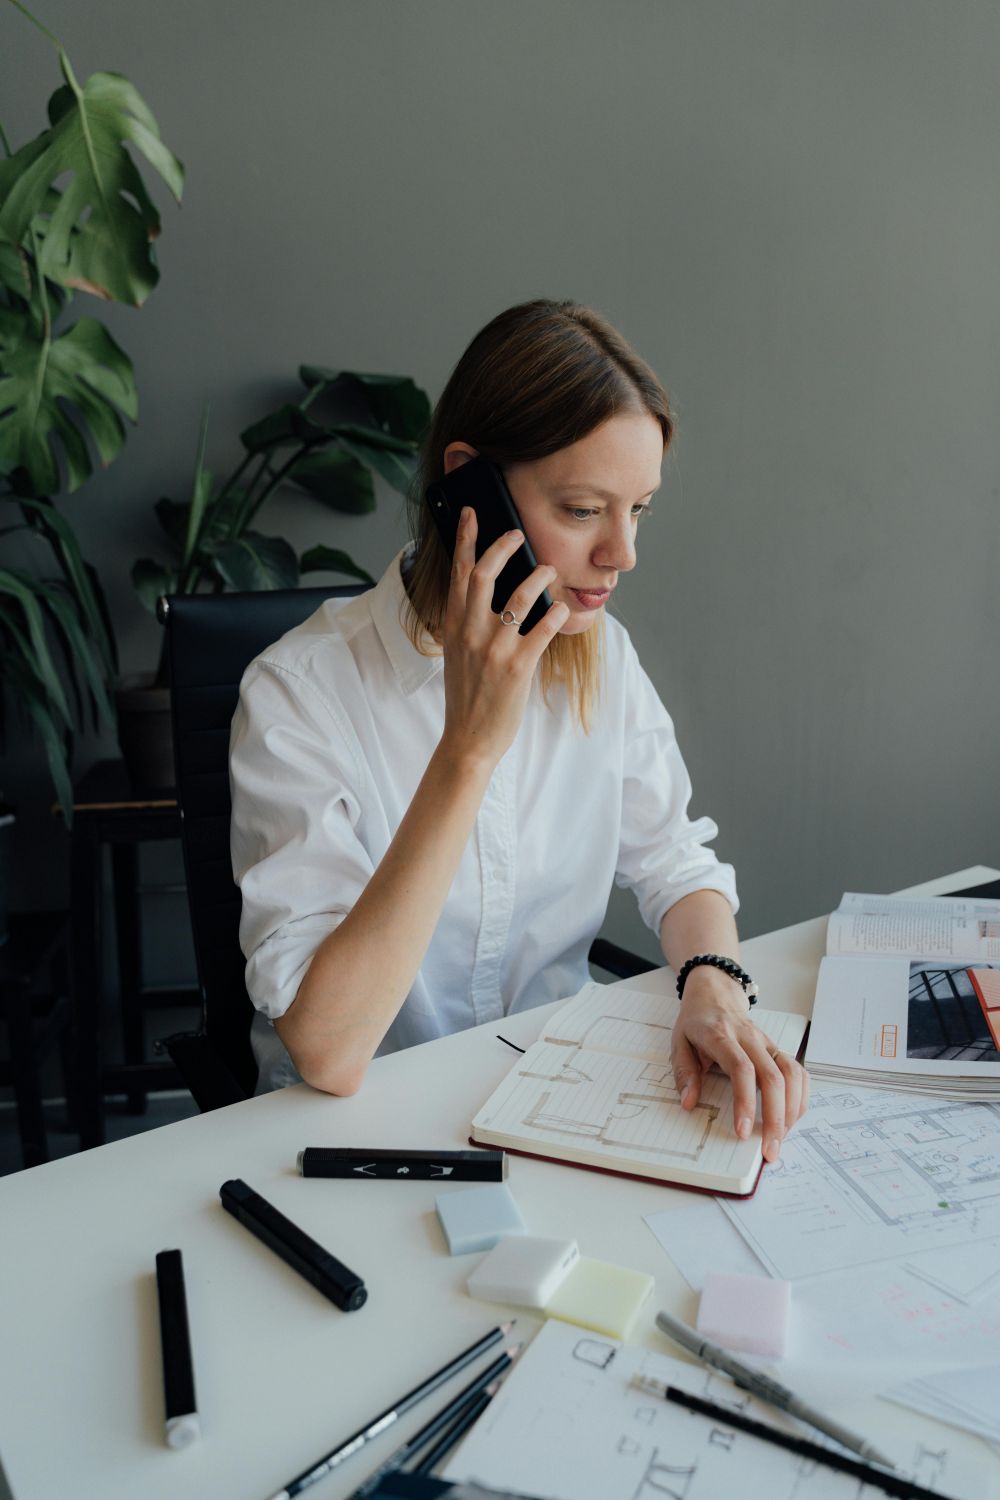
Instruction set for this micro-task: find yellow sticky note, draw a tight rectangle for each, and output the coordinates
[543,1256,654,1339]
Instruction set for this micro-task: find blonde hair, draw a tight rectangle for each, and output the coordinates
[403,299,674,729]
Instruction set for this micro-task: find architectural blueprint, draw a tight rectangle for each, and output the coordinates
[718,1086,1000,1280]
[442,1319,981,1500]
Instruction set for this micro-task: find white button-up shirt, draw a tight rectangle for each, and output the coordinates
[230,548,738,1092]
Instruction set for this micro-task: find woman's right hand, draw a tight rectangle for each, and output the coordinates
[440,506,569,769]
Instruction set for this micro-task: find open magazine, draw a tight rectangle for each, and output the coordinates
[804,892,1000,1098]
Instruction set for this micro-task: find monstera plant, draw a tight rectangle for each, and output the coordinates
[119,366,428,787]
[0,2,182,819]
[132,365,431,647]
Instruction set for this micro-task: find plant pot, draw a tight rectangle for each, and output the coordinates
[0,804,14,947]
[115,674,176,791]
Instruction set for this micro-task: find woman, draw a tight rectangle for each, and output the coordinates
[230,299,808,1159]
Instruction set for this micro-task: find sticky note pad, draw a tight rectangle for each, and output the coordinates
[697,1272,791,1358]
[543,1256,654,1340]
[467,1235,579,1308]
[435,1183,526,1256]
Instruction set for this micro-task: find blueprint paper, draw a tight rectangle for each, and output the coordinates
[644,1196,765,1292]
[887,1367,1000,1445]
[717,1086,1000,1280]
[646,1200,1000,1392]
[442,1319,982,1500]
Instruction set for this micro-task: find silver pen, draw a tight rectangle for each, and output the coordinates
[655,1309,896,1470]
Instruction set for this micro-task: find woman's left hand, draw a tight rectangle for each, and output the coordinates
[669,967,809,1162]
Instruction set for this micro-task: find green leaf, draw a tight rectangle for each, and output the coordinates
[183,407,211,565]
[334,428,417,497]
[0,310,137,494]
[239,403,327,453]
[0,566,71,725]
[0,67,184,306]
[36,580,115,732]
[13,495,116,674]
[210,532,299,592]
[131,557,176,614]
[299,546,376,585]
[287,447,375,514]
[1,647,74,823]
[299,369,431,442]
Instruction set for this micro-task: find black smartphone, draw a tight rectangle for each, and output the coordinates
[425,456,553,634]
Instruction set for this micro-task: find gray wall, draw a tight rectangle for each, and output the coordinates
[3,0,998,967]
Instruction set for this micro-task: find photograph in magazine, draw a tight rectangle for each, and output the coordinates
[908,963,1000,1062]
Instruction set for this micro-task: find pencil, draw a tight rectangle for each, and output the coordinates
[264,1322,514,1500]
[411,1384,496,1476]
[348,1353,515,1497]
[635,1376,956,1500]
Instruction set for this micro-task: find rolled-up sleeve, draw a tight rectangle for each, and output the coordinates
[230,659,374,1021]
[615,644,738,935]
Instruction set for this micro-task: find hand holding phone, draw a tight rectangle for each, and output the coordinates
[425,457,554,634]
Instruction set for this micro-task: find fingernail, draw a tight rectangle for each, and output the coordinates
[681,1083,694,1106]
[509,529,523,541]
[737,1116,752,1139]
[765,1137,781,1160]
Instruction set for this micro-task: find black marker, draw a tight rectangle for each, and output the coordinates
[298,1149,506,1182]
[219,1179,366,1311]
[155,1249,200,1449]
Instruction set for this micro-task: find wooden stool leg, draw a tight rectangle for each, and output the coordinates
[112,843,146,1114]
[70,817,105,1149]
[5,983,49,1169]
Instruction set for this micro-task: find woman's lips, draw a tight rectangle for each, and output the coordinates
[570,588,612,610]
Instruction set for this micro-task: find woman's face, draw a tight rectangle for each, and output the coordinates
[444,412,663,634]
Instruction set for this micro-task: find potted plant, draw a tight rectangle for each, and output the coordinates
[124,366,430,786]
[0,3,182,843]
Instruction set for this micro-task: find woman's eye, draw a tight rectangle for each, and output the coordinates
[568,507,597,521]
[633,504,652,521]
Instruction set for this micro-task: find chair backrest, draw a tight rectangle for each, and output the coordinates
[165,585,366,1098]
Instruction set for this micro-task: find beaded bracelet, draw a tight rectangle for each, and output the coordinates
[676,953,759,1007]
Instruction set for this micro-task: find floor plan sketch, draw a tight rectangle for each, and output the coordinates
[471,983,807,1186]
[442,1320,976,1500]
[720,1087,1000,1280]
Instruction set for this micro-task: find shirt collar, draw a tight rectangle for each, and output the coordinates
[368,545,444,696]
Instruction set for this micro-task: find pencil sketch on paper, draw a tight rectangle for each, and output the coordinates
[720,1088,1000,1282]
[522,1087,718,1160]
[572,1338,617,1370]
[775,1097,1000,1231]
[631,1449,697,1500]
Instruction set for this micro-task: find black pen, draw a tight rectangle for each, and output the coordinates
[264,1322,515,1500]
[155,1249,200,1449]
[348,1349,518,1498]
[220,1179,366,1311]
[298,1149,506,1182]
[634,1376,954,1500]
[411,1384,497,1476]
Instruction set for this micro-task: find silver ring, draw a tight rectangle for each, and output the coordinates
[500,609,519,626]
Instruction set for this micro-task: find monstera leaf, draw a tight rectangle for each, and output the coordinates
[299,368,431,443]
[0,306,137,494]
[209,532,299,592]
[0,62,184,306]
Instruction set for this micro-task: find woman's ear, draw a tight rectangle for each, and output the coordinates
[442,442,479,476]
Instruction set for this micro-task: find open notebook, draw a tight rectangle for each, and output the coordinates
[471,982,807,1196]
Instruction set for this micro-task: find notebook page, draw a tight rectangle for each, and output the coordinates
[473,1004,806,1186]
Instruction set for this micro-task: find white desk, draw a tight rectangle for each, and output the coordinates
[2,868,999,1500]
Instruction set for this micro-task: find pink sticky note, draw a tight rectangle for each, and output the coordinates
[697,1272,791,1358]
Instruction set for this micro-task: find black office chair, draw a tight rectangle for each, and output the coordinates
[163,584,656,1112]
